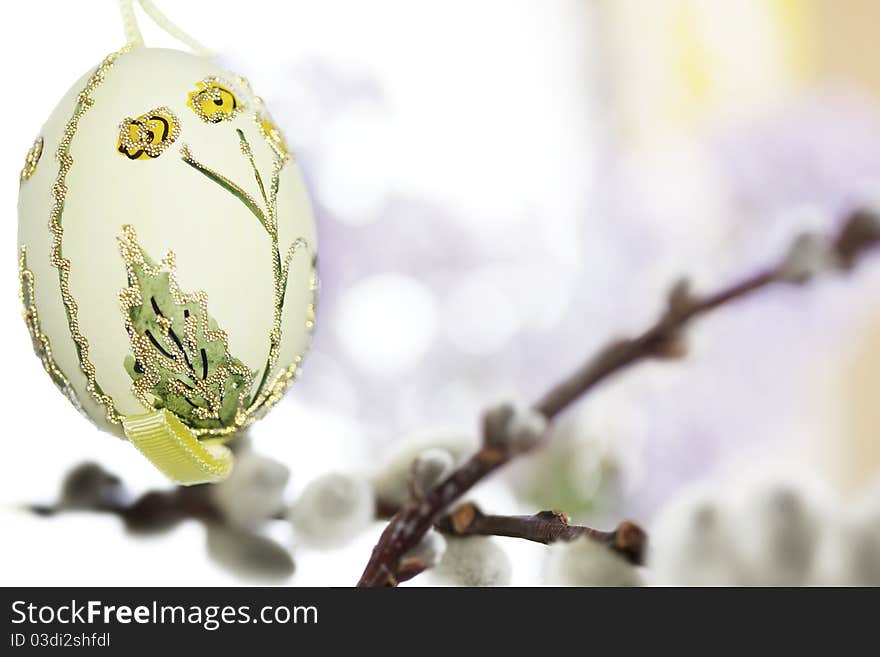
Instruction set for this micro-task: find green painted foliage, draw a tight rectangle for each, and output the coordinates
[123,243,251,431]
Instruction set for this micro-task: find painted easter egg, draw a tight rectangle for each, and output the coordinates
[17,47,317,484]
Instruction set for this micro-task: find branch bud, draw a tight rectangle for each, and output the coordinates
[778,233,837,284]
[409,448,455,499]
[60,462,126,511]
[667,278,694,317]
[835,208,880,269]
[400,529,447,569]
[483,402,548,453]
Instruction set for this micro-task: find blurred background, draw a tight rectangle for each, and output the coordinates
[2,0,880,585]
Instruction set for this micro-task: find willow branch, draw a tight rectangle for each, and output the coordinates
[27,462,222,532]
[435,502,646,565]
[357,210,880,587]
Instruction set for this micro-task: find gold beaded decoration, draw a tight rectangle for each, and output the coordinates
[234,76,295,164]
[246,265,318,423]
[48,47,130,426]
[117,107,180,160]
[20,137,43,183]
[256,110,293,163]
[118,225,253,433]
[179,127,316,428]
[187,77,244,124]
[19,246,85,416]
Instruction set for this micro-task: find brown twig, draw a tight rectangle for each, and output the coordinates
[392,559,433,586]
[357,210,880,586]
[435,503,646,565]
[28,462,223,532]
[532,269,775,418]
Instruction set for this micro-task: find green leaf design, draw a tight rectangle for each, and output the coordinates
[119,225,253,431]
[177,130,314,417]
[180,144,272,235]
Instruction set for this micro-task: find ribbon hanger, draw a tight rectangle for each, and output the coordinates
[117,0,213,57]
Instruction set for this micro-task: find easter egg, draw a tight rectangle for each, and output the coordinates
[17,47,317,484]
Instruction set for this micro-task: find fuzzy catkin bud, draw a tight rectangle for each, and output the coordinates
[206,524,295,581]
[211,450,290,530]
[739,483,822,586]
[822,520,880,586]
[410,448,455,498]
[544,537,642,587]
[401,529,447,569]
[820,488,880,586]
[649,489,747,586]
[289,473,375,548]
[778,233,837,284]
[484,402,548,453]
[431,536,512,587]
[371,438,472,511]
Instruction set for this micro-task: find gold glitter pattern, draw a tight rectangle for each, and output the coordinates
[48,47,130,425]
[246,265,318,422]
[180,128,315,421]
[256,111,293,163]
[118,225,253,432]
[187,77,244,124]
[20,136,44,183]
[117,107,180,160]
[232,75,294,162]
[19,246,85,416]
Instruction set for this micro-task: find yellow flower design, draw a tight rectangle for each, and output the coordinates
[257,112,293,162]
[187,77,243,124]
[20,136,43,182]
[117,107,180,160]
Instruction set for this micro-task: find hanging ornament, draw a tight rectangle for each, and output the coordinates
[17,1,318,484]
